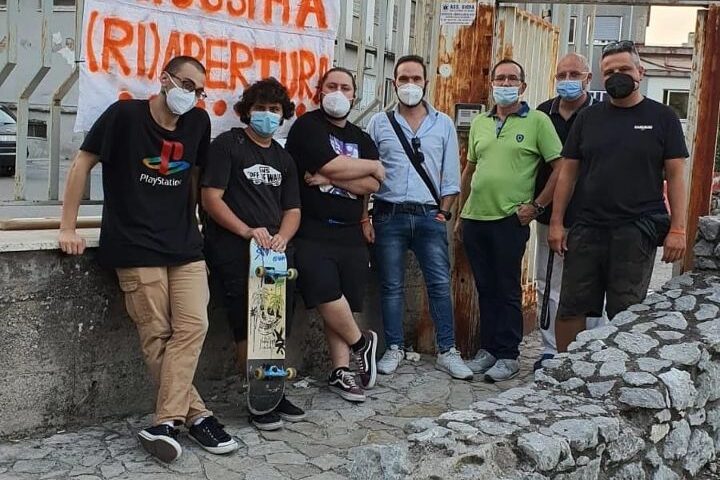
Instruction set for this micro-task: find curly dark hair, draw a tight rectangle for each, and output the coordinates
[234,77,295,123]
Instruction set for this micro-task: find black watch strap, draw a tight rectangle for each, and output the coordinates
[439,209,452,220]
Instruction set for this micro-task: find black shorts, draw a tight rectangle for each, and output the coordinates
[208,240,296,342]
[558,223,656,320]
[294,237,369,311]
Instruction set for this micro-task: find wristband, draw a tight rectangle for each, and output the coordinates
[669,229,686,236]
[360,217,370,224]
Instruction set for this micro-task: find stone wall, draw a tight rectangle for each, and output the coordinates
[349,218,720,479]
[0,247,424,437]
[694,216,720,272]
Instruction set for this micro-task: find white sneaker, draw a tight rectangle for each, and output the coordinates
[466,349,497,374]
[435,347,473,380]
[377,345,405,374]
[484,359,519,383]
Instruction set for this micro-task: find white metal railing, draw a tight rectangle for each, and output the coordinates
[0,0,436,207]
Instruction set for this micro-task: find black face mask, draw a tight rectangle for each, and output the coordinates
[605,73,637,99]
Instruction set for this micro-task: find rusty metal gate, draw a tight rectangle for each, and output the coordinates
[428,3,559,356]
[494,6,560,334]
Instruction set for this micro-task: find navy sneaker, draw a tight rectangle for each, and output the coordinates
[275,396,306,422]
[137,424,182,463]
[534,353,555,372]
[188,416,238,454]
[251,411,284,431]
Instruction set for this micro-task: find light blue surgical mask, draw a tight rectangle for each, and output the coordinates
[492,86,520,107]
[556,80,584,101]
[250,111,282,138]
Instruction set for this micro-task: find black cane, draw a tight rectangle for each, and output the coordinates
[540,250,554,330]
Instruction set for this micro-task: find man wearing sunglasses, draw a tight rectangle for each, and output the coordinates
[550,41,689,353]
[533,53,608,371]
[366,55,473,380]
[456,59,563,382]
[59,56,237,462]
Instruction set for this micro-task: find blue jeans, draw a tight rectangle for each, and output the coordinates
[373,203,456,352]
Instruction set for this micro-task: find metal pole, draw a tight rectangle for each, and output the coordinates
[354,0,369,106]
[335,0,348,67]
[48,0,84,201]
[15,0,52,201]
[0,0,18,87]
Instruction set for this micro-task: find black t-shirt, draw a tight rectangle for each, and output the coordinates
[81,100,209,268]
[201,128,301,263]
[535,96,594,225]
[285,109,379,245]
[562,98,688,227]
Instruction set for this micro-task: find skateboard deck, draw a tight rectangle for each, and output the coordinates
[246,238,297,415]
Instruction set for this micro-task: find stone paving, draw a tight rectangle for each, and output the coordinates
[0,334,541,480]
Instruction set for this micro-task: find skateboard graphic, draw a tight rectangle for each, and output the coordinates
[247,239,298,415]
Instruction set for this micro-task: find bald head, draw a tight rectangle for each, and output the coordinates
[557,53,590,73]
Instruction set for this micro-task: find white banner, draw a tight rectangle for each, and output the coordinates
[76,0,340,135]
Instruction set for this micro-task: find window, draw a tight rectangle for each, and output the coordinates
[353,0,361,17]
[410,0,417,41]
[0,0,7,9]
[663,90,689,120]
[588,16,622,46]
[384,78,395,107]
[568,17,577,45]
[54,0,75,7]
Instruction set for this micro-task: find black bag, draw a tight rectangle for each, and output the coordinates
[386,111,441,208]
[634,213,671,247]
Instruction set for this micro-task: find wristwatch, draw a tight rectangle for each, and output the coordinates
[439,209,452,221]
[531,201,545,216]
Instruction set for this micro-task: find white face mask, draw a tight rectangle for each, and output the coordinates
[165,75,197,116]
[396,83,424,107]
[321,91,352,119]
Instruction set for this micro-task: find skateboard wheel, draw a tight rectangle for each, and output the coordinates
[255,266,266,278]
[254,368,265,380]
[287,268,298,280]
[286,367,297,379]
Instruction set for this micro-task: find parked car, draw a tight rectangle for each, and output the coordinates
[0,105,17,177]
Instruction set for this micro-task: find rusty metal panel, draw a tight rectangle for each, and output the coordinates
[425,3,495,356]
[684,5,720,271]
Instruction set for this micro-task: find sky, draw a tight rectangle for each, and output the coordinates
[645,6,703,46]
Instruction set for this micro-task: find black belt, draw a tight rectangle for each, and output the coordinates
[373,200,436,216]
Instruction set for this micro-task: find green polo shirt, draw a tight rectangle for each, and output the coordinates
[461,102,562,221]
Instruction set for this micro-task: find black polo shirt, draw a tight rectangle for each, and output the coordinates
[534,95,595,225]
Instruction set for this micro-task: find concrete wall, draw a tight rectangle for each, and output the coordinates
[0,241,426,437]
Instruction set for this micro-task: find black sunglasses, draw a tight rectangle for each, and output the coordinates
[411,137,425,163]
[601,40,637,58]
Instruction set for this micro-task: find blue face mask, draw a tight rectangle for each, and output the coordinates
[492,86,520,106]
[250,111,282,138]
[556,80,584,101]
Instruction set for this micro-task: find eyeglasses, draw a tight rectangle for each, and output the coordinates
[555,71,590,81]
[492,75,523,85]
[601,40,637,58]
[167,72,207,99]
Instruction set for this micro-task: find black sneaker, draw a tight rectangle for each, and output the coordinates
[352,330,378,389]
[188,416,238,454]
[328,368,366,402]
[251,411,284,431]
[274,396,306,422]
[137,424,182,463]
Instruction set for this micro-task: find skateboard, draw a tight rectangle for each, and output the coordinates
[247,238,298,415]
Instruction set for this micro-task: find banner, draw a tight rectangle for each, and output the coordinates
[76,0,340,135]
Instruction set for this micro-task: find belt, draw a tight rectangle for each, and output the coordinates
[373,200,436,216]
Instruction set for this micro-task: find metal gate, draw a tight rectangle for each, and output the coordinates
[494,6,560,332]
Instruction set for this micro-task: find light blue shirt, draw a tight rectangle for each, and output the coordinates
[366,102,460,205]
